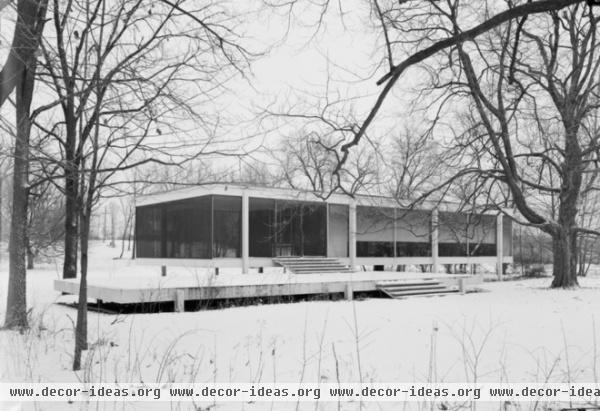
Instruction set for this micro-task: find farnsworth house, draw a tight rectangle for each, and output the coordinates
[134,184,513,274]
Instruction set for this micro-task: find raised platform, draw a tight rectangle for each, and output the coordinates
[54,269,483,311]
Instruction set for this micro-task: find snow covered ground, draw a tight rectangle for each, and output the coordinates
[1,242,599,410]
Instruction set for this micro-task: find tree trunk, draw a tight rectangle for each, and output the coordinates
[73,109,100,369]
[4,60,35,329]
[0,172,3,264]
[0,0,48,107]
[26,239,34,270]
[550,230,578,288]
[550,119,582,289]
[62,100,79,279]
[551,193,580,288]
[63,188,78,278]
[73,206,90,371]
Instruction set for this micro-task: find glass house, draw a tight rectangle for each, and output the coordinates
[135,184,513,272]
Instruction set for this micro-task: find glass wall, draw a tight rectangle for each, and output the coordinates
[328,204,349,257]
[136,205,163,258]
[302,203,327,255]
[213,196,242,257]
[468,214,496,256]
[275,201,327,256]
[164,197,211,258]
[249,198,275,257]
[395,210,432,256]
[356,207,432,257]
[275,201,302,256]
[248,198,327,257]
[136,195,234,259]
[357,206,395,257]
[503,217,512,256]
[438,212,496,256]
[136,193,508,260]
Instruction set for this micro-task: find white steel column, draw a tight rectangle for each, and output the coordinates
[393,208,397,267]
[496,213,504,280]
[431,209,439,273]
[242,192,249,274]
[349,201,357,271]
[326,204,330,257]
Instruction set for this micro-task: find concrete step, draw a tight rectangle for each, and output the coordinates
[384,289,459,298]
[376,280,458,299]
[293,269,353,274]
[273,257,338,262]
[291,268,349,270]
[377,281,441,288]
[273,257,351,274]
[286,264,348,270]
[280,261,343,267]
[283,267,348,270]
[378,284,447,292]
[279,260,348,264]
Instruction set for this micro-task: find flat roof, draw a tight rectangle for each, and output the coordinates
[135,183,497,214]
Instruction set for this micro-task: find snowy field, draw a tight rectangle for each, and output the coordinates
[1,242,600,411]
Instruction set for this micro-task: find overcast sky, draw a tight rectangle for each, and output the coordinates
[0,0,430,183]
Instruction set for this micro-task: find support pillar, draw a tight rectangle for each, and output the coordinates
[344,282,353,300]
[458,278,466,294]
[174,290,185,313]
[496,213,504,281]
[393,208,397,266]
[242,192,249,274]
[349,201,357,271]
[431,209,439,274]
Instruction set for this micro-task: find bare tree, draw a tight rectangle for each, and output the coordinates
[439,3,600,287]
[0,156,8,260]
[0,0,48,106]
[26,180,64,269]
[34,0,250,369]
[270,0,600,288]
[2,0,48,329]
[279,132,378,196]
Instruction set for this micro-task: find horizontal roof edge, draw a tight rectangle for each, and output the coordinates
[135,183,509,215]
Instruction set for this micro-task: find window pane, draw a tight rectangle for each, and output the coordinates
[396,242,431,257]
[275,201,302,256]
[302,202,327,256]
[328,204,349,257]
[469,243,496,256]
[439,212,469,256]
[213,195,242,258]
[357,241,394,257]
[136,205,163,258]
[468,214,496,256]
[165,197,211,258]
[249,197,275,257]
[395,209,431,256]
[357,206,394,257]
[503,217,512,256]
[439,212,496,257]
[274,200,327,256]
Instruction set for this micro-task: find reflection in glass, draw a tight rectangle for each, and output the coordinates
[136,205,163,258]
[395,209,431,256]
[213,195,242,257]
[249,197,275,257]
[357,206,395,257]
[503,217,512,256]
[165,197,211,258]
[438,212,496,256]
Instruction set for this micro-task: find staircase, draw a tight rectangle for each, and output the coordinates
[273,257,352,274]
[376,279,459,299]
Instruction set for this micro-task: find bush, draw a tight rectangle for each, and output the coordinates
[524,264,546,277]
